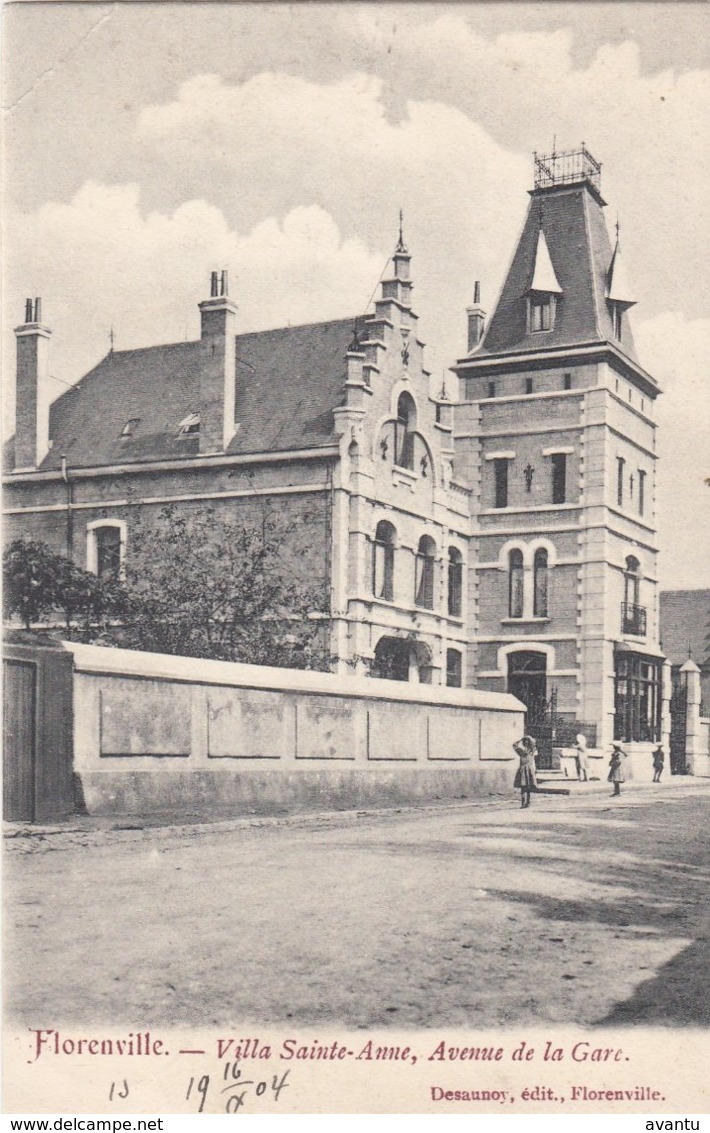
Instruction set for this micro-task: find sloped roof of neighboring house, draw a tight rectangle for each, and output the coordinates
[5,316,357,472]
[478,183,640,363]
[660,589,710,669]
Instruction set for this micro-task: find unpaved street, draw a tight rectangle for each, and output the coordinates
[5,782,710,1029]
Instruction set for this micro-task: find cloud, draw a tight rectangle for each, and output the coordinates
[635,312,710,589]
[2,184,383,430]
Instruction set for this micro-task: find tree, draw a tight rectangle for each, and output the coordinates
[119,504,331,669]
[3,538,128,637]
[3,539,63,629]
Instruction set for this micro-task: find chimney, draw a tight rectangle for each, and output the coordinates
[467,281,486,352]
[14,297,51,469]
[198,270,238,453]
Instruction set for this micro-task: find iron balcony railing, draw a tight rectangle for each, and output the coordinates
[621,602,647,636]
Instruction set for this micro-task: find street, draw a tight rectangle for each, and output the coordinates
[5,781,710,1029]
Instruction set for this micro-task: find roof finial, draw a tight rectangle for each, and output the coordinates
[615,213,621,243]
[395,208,408,254]
[439,372,448,401]
[347,319,361,354]
[109,327,115,354]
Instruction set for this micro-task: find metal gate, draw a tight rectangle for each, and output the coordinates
[527,689,558,770]
[669,681,688,775]
[3,659,37,821]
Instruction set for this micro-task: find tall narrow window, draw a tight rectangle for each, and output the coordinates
[447,547,463,618]
[415,536,436,609]
[525,377,534,394]
[446,649,463,688]
[616,457,625,506]
[88,525,123,580]
[638,469,646,517]
[530,297,553,332]
[551,453,567,504]
[611,303,623,339]
[563,373,572,390]
[533,548,549,617]
[372,521,396,602]
[394,392,416,470]
[624,556,640,608]
[509,550,524,619]
[494,458,509,508]
[487,381,496,398]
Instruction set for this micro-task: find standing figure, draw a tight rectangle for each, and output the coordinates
[652,745,665,783]
[575,733,589,782]
[608,742,627,796]
[513,735,538,808]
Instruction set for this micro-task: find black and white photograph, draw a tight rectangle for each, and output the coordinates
[2,0,709,1117]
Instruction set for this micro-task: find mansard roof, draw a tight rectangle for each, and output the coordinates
[7,317,357,472]
[478,183,638,361]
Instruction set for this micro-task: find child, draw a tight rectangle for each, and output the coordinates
[513,735,538,808]
[652,745,665,783]
[608,743,627,796]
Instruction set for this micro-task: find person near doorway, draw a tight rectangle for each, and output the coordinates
[575,733,590,782]
[608,743,627,796]
[513,735,538,808]
[652,745,665,783]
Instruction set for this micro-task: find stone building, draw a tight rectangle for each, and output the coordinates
[3,148,668,763]
[452,147,665,757]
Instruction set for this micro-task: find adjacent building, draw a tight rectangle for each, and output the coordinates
[3,148,669,763]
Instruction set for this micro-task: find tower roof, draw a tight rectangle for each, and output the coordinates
[478,148,638,361]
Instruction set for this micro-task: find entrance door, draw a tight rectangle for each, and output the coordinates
[507,651,548,721]
[3,660,37,821]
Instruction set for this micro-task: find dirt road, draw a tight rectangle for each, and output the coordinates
[5,782,710,1029]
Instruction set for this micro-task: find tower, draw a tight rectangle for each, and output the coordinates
[452,146,666,766]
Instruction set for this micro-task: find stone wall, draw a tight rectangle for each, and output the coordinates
[66,642,525,817]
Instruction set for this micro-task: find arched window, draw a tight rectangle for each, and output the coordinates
[87,521,126,580]
[415,535,436,609]
[624,555,640,607]
[395,392,416,470]
[622,555,645,634]
[533,548,549,617]
[447,547,463,618]
[373,520,396,602]
[509,549,524,618]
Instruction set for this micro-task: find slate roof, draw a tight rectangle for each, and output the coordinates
[660,589,710,669]
[478,182,638,361]
[8,317,357,472]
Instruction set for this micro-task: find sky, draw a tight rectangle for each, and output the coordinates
[2,1,709,588]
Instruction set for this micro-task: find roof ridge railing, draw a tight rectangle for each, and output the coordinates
[533,145,602,193]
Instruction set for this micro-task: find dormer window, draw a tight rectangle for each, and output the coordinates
[610,302,623,339]
[177,412,200,437]
[525,226,562,335]
[120,418,140,438]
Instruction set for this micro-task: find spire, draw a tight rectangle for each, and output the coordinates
[527,226,563,294]
[395,208,408,254]
[607,221,636,306]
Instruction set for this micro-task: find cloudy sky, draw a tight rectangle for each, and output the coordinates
[3,1,709,588]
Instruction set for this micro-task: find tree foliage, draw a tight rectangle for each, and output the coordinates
[120,505,330,669]
[3,538,127,635]
[3,506,331,671]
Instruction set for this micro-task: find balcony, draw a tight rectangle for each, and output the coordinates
[621,602,647,636]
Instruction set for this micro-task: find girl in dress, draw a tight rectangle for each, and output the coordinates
[608,743,627,796]
[513,735,538,808]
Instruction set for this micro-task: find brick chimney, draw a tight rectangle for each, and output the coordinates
[14,298,51,469]
[198,270,237,453]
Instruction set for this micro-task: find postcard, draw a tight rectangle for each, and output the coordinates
[2,0,709,1118]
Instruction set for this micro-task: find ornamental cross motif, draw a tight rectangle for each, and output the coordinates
[524,463,534,492]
